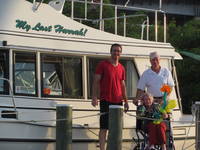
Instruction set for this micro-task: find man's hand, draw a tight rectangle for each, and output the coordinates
[134,89,145,105]
[132,97,138,105]
[91,97,98,107]
[124,102,129,113]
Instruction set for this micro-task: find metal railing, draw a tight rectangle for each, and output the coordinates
[33,0,167,42]
[67,0,166,42]
[0,78,17,114]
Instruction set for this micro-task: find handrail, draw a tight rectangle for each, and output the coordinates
[0,78,17,116]
[171,59,183,113]
[68,0,164,13]
[66,0,166,42]
[74,13,149,40]
[41,0,167,41]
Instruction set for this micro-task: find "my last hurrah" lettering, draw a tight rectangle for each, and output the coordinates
[15,19,88,36]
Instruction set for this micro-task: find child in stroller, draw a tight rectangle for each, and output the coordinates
[133,93,168,150]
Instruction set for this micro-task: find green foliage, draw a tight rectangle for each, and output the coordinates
[169,19,200,114]
[169,19,200,49]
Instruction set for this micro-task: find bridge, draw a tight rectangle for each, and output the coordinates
[114,0,200,17]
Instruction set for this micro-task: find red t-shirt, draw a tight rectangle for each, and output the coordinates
[95,60,125,103]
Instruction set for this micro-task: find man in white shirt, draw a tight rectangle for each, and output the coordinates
[134,51,174,104]
[133,51,175,150]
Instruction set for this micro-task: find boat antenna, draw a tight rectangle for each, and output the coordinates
[48,0,66,13]
[124,0,130,7]
[32,0,44,11]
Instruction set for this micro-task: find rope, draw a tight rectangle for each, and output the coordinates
[86,128,99,137]
[0,112,107,123]
[73,112,107,120]
[181,143,195,150]
[126,112,196,124]
[126,112,159,121]
[0,110,105,116]
[0,110,55,115]
[0,108,197,124]
[0,110,196,124]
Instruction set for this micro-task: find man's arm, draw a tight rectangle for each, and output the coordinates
[134,71,146,105]
[121,80,129,112]
[133,89,145,105]
[91,74,101,107]
[136,89,145,98]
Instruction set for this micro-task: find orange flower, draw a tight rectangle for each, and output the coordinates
[160,84,171,94]
[43,88,51,95]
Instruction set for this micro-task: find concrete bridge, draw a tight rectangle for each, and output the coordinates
[114,0,200,17]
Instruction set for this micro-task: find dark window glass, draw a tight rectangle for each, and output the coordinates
[41,55,63,96]
[63,57,82,98]
[88,58,104,98]
[0,50,9,94]
[41,54,83,98]
[14,52,36,95]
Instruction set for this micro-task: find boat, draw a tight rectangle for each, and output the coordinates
[0,0,195,149]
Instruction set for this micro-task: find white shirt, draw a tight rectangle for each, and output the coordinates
[137,67,174,97]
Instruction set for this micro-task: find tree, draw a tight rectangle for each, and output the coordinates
[168,19,200,114]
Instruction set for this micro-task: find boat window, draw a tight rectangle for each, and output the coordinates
[120,59,139,98]
[88,58,104,98]
[13,52,37,95]
[0,50,9,94]
[88,58,139,99]
[41,54,82,98]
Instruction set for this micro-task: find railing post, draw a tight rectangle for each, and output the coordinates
[71,0,74,19]
[195,102,200,150]
[107,105,123,150]
[99,0,103,30]
[115,6,118,35]
[56,104,72,150]
[164,12,166,43]
[146,16,149,40]
[155,10,158,42]
[123,14,126,37]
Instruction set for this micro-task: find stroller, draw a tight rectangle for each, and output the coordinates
[132,105,175,150]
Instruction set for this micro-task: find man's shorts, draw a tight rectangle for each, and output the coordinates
[100,100,122,129]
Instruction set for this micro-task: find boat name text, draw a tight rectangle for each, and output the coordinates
[15,19,88,36]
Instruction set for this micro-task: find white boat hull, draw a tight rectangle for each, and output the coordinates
[0,116,196,150]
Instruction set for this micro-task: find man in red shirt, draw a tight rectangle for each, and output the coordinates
[91,43,129,150]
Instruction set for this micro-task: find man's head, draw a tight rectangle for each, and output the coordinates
[149,51,160,69]
[110,43,122,60]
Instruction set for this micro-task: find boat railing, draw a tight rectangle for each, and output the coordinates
[0,78,18,118]
[69,0,166,42]
[33,0,167,42]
